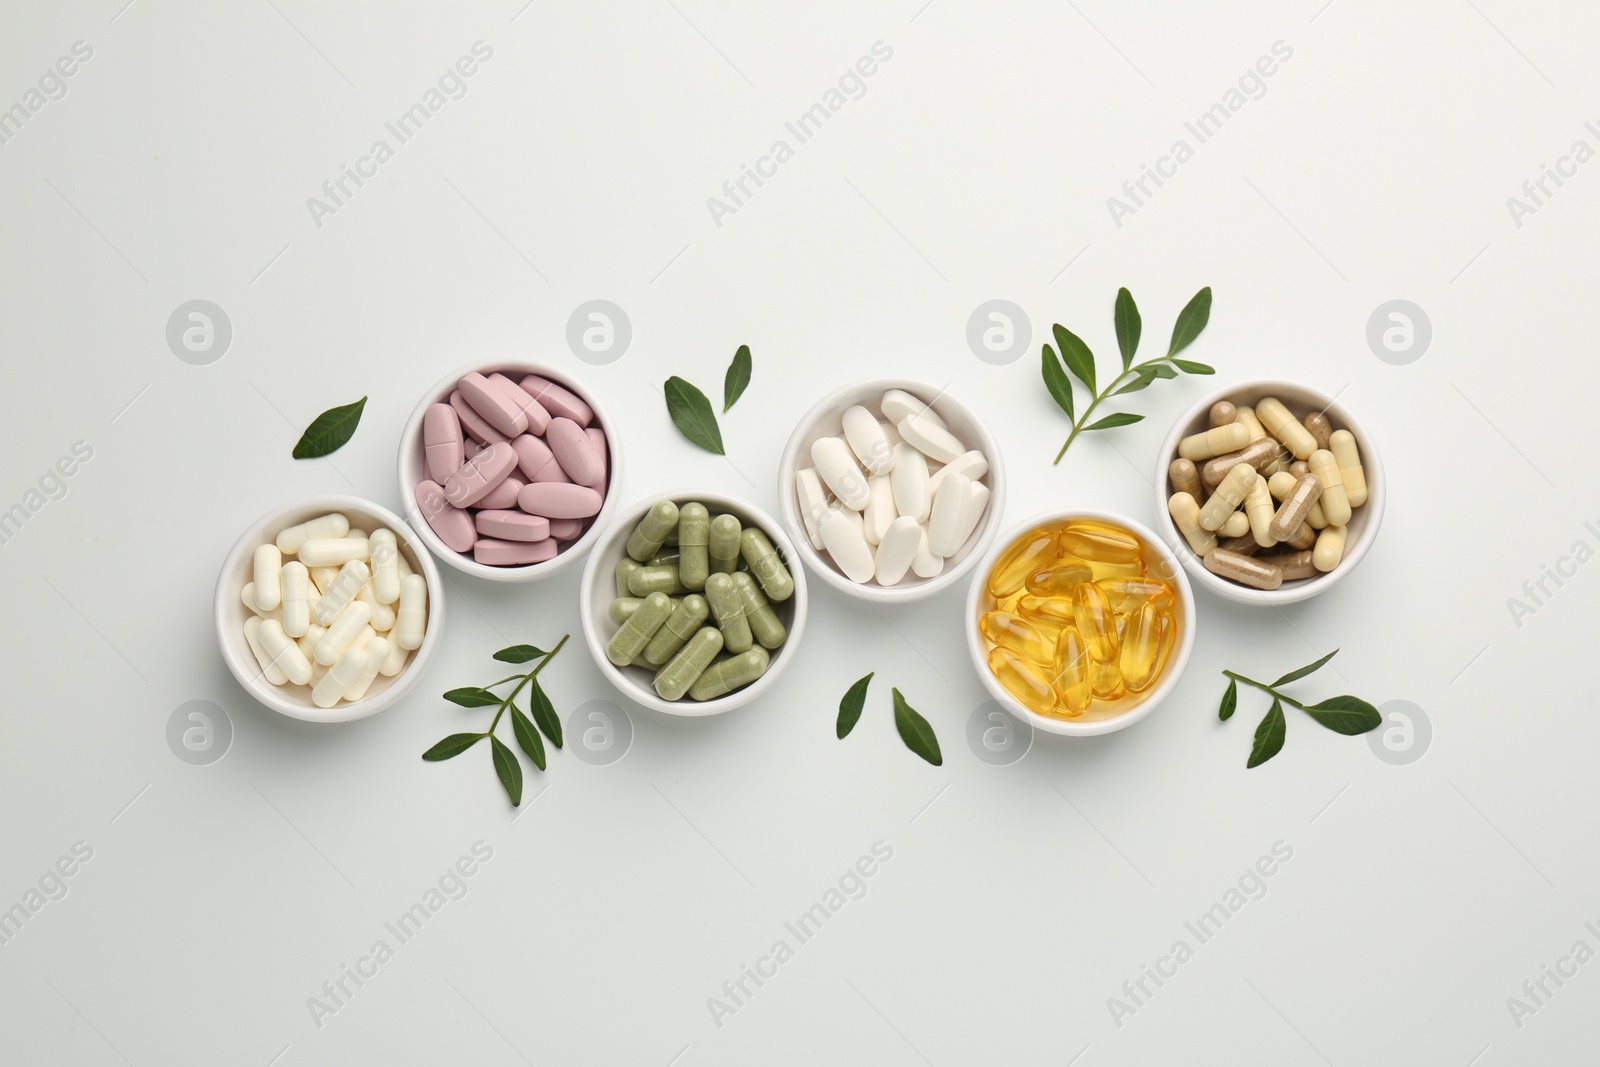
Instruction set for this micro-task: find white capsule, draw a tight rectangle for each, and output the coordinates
[308,566,339,598]
[395,574,428,651]
[888,443,930,523]
[243,615,288,685]
[926,450,988,494]
[897,413,965,464]
[874,516,922,586]
[911,526,944,578]
[313,560,370,626]
[841,404,895,476]
[819,507,876,584]
[312,647,369,708]
[379,635,409,677]
[369,529,402,604]
[880,389,946,429]
[253,545,282,610]
[811,436,870,511]
[357,580,396,632]
[954,480,990,550]
[280,561,311,638]
[296,622,326,661]
[276,512,350,555]
[315,601,372,666]
[795,468,830,551]
[927,472,972,557]
[256,618,313,685]
[863,476,897,547]
[240,583,280,623]
[342,636,388,702]
[298,538,370,567]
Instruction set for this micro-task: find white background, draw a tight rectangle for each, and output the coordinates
[2,1,1596,1064]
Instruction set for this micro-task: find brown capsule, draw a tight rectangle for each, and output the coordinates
[1205,548,1283,590]
[1168,458,1202,499]
[1303,411,1333,451]
[1219,534,1264,556]
[1259,549,1316,580]
[1284,521,1318,550]
[1200,437,1292,487]
[1268,473,1322,542]
[1289,460,1309,479]
[1209,400,1238,428]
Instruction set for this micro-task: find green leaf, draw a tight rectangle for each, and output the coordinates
[836,672,874,739]
[1149,363,1179,379]
[663,376,725,455]
[1270,649,1339,687]
[422,732,484,761]
[1040,346,1075,420]
[1082,412,1144,432]
[292,397,367,459]
[1112,368,1157,396]
[1053,324,1096,395]
[1219,679,1237,721]
[892,688,942,766]
[723,344,752,412]
[443,687,500,708]
[491,735,523,805]
[1114,288,1141,370]
[1247,699,1286,768]
[1166,287,1212,357]
[510,706,548,771]
[1171,359,1215,375]
[1302,695,1382,735]
[493,645,547,664]
[527,678,563,748]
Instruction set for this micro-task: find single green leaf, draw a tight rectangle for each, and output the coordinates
[491,735,523,805]
[292,396,367,459]
[493,644,547,664]
[892,688,942,766]
[443,687,500,708]
[1149,363,1179,379]
[1053,324,1097,395]
[836,672,874,739]
[1112,368,1157,396]
[1171,359,1215,375]
[1082,412,1145,432]
[723,344,752,412]
[1219,679,1237,721]
[1114,288,1141,370]
[1270,649,1339,687]
[422,732,484,761]
[663,376,725,455]
[1166,287,1212,357]
[1040,346,1075,420]
[527,678,563,748]
[1302,695,1382,735]
[510,706,548,771]
[1247,699,1286,768]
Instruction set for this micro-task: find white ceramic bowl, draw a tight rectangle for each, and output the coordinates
[214,495,445,723]
[777,377,1007,604]
[1153,379,1386,606]
[580,490,808,716]
[965,509,1196,737]
[398,360,621,583]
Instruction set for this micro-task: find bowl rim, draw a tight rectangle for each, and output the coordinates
[776,376,1007,604]
[213,494,446,723]
[964,508,1196,737]
[1151,378,1386,607]
[579,488,809,717]
[397,359,621,584]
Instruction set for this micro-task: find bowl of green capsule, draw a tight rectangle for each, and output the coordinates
[579,490,809,716]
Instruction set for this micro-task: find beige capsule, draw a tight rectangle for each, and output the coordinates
[1234,405,1268,441]
[1205,548,1283,590]
[1200,437,1292,487]
[1218,511,1251,538]
[1200,464,1255,531]
[1209,400,1238,428]
[1244,474,1275,547]
[1178,422,1251,461]
[1169,458,1202,499]
[1313,525,1347,572]
[1256,397,1317,460]
[1303,411,1333,450]
[1259,549,1316,580]
[1168,492,1217,556]
[1329,430,1368,507]
[1289,460,1309,479]
[1308,449,1352,526]
[1267,473,1322,542]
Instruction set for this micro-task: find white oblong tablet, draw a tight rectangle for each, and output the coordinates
[863,476,897,547]
[889,443,930,523]
[927,472,971,557]
[911,526,944,578]
[819,507,876,584]
[811,436,870,510]
[842,405,895,476]
[897,413,965,464]
[874,516,922,586]
[881,389,946,429]
[795,468,830,550]
[927,450,989,494]
[954,480,990,551]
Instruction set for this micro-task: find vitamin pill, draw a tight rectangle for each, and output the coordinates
[704,573,753,654]
[450,390,506,445]
[1200,436,1290,486]
[1017,595,1074,631]
[1284,521,1317,550]
[1266,470,1327,529]
[547,417,603,486]
[1089,657,1125,699]
[1204,548,1283,590]
[518,375,593,428]
[1026,561,1093,598]
[458,372,530,437]
[843,405,895,475]
[415,481,476,553]
[677,503,711,591]
[1244,474,1276,548]
[615,558,643,598]
[989,527,1057,598]
[295,622,325,661]
[308,566,339,597]
[925,472,971,558]
[811,436,871,511]
[395,574,427,650]
[642,594,711,667]
[795,468,830,550]
[989,646,1059,715]
[353,577,392,634]
[257,618,313,685]
[1118,603,1165,692]
[299,537,371,568]
[1329,430,1367,507]
[253,545,283,611]
[275,512,350,555]
[510,434,557,482]
[689,646,770,701]
[1051,626,1093,715]
[474,538,557,566]
[607,591,673,666]
[1289,460,1309,479]
[609,597,644,625]
[444,442,518,508]
[369,530,402,605]
[1255,397,1317,460]
[630,565,687,597]
[475,510,549,543]
[312,647,368,709]
[955,482,990,549]
[517,482,603,519]
[1058,522,1143,565]
[1218,511,1251,538]
[314,560,370,626]
[655,626,724,700]
[315,601,372,665]
[379,634,409,677]
[732,572,788,649]
[582,427,609,490]
[488,373,551,436]
[741,527,794,601]
[1199,463,1255,531]
[1178,422,1250,461]
[1168,492,1217,556]
[889,444,931,524]
[880,389,945,428]
[244,616,288,684]
[342,636,388,702]
[981,611,1053,665]
[1259,549,1316,580]
[1303,410,1332,450]
[1096,576,1174,612]
[1313,525,1347,572]
[1234,406,1267,440]
[1219,534,1263,555]
[897,412,965,464]
[1308,449,1351,526]
[926,450,988,495]
[1267,473,1321,542]
[874,515,922,587]
[1072,582,1119,664]
[911,527,944,579]
[708,513,743,574]
[423,403,465,483]
[1209,400,1238,428]
[862,476,896,546]
[281,561,311,637]
[1169,458,1202,499]
[625,500,680,562]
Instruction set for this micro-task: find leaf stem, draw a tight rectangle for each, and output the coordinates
[485,634,570,735]
[1052,355,1178,465]
[1220,670,1307,710]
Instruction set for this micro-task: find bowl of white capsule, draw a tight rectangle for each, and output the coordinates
[214,495,445,722]
[778,378,1007,604]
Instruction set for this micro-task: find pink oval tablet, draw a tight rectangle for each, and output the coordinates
[464,437,482,459]
[415,480,477,553]
[530,457,569,484]
[584,427,609,490]
[489,373,551,436]
[477,474,525,511]
[547,417,604,487]
[444,441,518,507]
[458,372,528,437]
[423,403,464,483]
[475,510,551,542]
[510,434,553,481]
[518,482,604,519]
[450,391,506,445]
[474,537,558,566]
[547,517,584,540]
[519,375,593,428]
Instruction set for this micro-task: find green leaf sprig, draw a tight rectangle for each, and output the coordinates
[664,345,755,455]
[293,396,367,459]
[1042,287,1214,465]
[723,344,752,412]
[423,636,569,804]
[836,673,941,766]
[1217,649,1382,768]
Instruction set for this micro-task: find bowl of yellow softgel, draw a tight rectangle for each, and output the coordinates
[964,509,1195,736]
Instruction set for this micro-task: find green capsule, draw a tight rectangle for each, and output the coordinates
[740,527,794,601]
[731,571,786,650]
[689,647,770,702]
[708,514,742,574]
[626,501,680,562]
[606,592,673,666]
[608,597,644,625]
[642,594,710,667]
[646,548,681,567]
[663,526,679,547]
[615,558,643,598]
[677,502,711,591]
[629,564,686,597]
[654,625,724,701]
[704,572,752,654]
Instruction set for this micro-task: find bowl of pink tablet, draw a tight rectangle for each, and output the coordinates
[398,361,621,582]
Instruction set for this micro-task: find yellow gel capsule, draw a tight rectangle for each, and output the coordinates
[980,611,1053,666]
[1087,558,1144,579]
[1119,603,1164,692]
[1025,562,1094,597]
[988,647,1058,716]
[1017,595,1075,631]
[988,528,1060,598]
[1095,576,1174,613]
[995,589,1024,615]
[1090,657,1126,699]
[1071,582,1119,664]
[1051,625,1093,715]
[1057,522,1143,565]
[1149,612,1175,683]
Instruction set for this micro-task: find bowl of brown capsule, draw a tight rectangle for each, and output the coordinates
[1152,380,1384,606]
